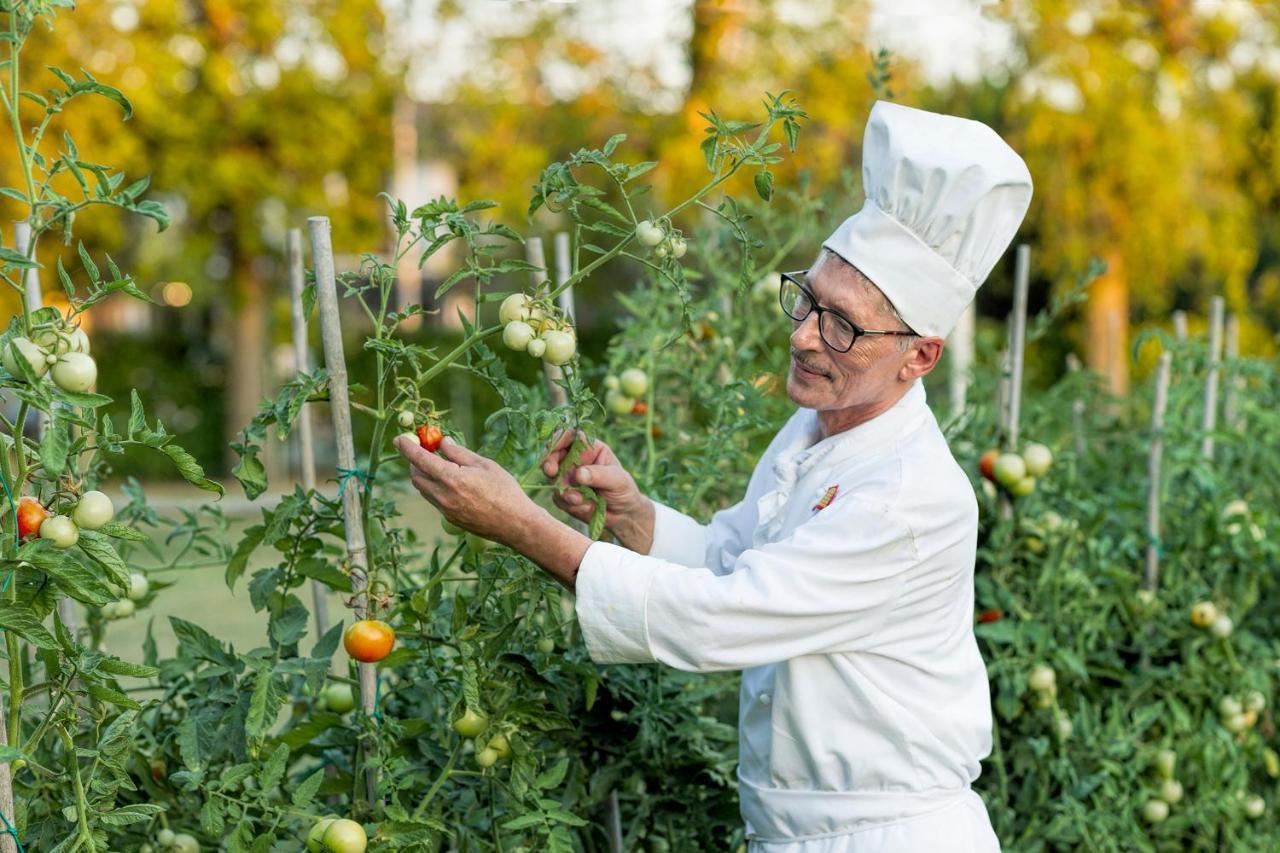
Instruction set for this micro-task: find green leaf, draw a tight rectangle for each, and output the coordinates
[245,666,274,738]
[291,767,325,807]
[98,804,165,826]
[754,170,774,202]
[0,247,39,269]
[0,602,57,649]
[534,757,569,790]
[226,524,265,589]
[96,656,160,678]
[295,557,353,592]
[86,682,141,709]
[77,530,131,590]
[22,540,116,605]
[501,813,546,831]
[77,241,99,282]
[602,133,626,156]
[259,743,290,791]
[163,444,224,495]
[96,521,148,541]
[39,412,70,475]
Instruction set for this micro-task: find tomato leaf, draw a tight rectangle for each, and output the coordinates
[0,601,58,649]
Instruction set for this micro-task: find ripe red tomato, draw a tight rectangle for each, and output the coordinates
[417,424,443,452]
[631,400,648,415]
[978,450,999,483]
[343,619,395,663]
[977,609,1003,624]
[16,496,48,540]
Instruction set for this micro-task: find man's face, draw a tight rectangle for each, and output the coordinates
[784,252,917,413]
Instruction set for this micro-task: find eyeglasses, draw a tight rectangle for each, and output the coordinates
[778,270,916,353]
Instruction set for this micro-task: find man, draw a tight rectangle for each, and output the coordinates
[397,100,1032,851]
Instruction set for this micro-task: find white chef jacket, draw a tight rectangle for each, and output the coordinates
[574,381,1000,851]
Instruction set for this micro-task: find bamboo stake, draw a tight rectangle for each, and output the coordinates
[1143,352,1173,593]
[308,217,378,803]
[526,238,568,408]
[287,229,329,639]
[1223,313,1240,434]
[17,224,75,638]
[949,301,976,418]
[1172,310,1187,342]
[1201,297,1224,460]
[1066,353,1086,460]
[0,703,14,853]
[1007,245,1030,452]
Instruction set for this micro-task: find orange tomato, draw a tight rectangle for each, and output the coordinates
[343,619,395,663]
[417,424,443,452]
[16,497,49,540]
[631,400,648,416]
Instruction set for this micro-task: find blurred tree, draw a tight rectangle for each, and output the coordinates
[983,0,1277,394]
[2,0,398,470]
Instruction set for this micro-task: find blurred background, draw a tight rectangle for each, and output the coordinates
[2,0,1278,485]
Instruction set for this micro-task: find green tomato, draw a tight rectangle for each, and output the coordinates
[1028,665,1056,693]
[605,389,636,416]
[635,220,663,247]
[465,532,489,554]
[307,818,338,852]
[992,453,1027,488]
[1244,795,1266,819]
[498,293,533,326]
[1245,691,1266,713]
[320,683,356,714]
[441,518,463,536]
[619,367,648,398]
[1009,476,1036,497]
[453,708,488,738]
[1142,799,1169,824]
[321,819,367,853]
[397,410,416,429]
[1219,696,1243,718]
[669,235,687,258]
[1155,749,1177,779]
[502,320,535,352]
[536,637,555,654]
[487,734,511,760]
[127,571,150,600]
[475,747,500,768]
[2,336,51,379]
[1021,443,1053,477]
[51,351,97,392]
[1159,779,1184,805]
[540,330,577,366]
[171,833,200,853]
[157,829,176,846]
[603,375,620,391]
[1210,615,1234,638]
[39,514,79,549]
[73,490,115,530]
[525,337,546,358]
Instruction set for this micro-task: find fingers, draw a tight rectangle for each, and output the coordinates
[396,434,454,477]
[541,429,581,478]
[436,437,486,467]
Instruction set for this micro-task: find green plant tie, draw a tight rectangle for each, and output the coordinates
[0,809,26,853]
[335,466,370,499]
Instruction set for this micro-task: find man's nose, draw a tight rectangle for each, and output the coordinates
[791,311,823,351]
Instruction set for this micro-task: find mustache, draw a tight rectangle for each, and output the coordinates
[790,351,830,377]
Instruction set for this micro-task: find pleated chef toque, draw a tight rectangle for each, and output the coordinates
[822,101,1033,339]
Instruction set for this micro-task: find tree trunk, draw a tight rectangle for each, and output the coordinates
[1086,249,1129,398]
[226,257,268,473]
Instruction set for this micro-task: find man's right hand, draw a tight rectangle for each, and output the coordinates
[542,429,655,554]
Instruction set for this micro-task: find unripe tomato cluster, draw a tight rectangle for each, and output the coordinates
[1188,600,1234,638]
[498,294,577,366]
[1027,663,1056,709]
[1217,690,1266,735]
[634,218,687,260]
[1220,499,1265,542]
[602,368,648,417]
[307,817,367,853]
[151,829,200,852]
[17,490,115,552]
[2,322,97,392]
[978,442,1052,498]
[1140,748,1184,824]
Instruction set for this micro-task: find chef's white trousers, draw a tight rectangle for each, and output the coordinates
[746,789,1000,853]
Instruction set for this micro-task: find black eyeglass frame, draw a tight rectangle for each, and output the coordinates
[778,270,917,353]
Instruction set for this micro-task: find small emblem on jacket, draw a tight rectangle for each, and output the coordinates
[813,485,839,512]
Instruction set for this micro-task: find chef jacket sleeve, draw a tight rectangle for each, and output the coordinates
[575,497,918,670]
[645,495,760,574]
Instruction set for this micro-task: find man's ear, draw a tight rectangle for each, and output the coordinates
[900,337,944,381]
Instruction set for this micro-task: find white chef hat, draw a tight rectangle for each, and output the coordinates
[822,101,1033,339]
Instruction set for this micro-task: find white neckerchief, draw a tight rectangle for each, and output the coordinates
[753,381,928,548]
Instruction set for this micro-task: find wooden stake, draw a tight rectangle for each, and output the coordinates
[1143,352,1173,593]
[308,217,378,803]
[948,301,975,419]
[0,702,14,853]
[1172,310,1187,342]
[526,238,568,408]
[1223,313,1240,434]
[1065,353,1086,460]
[1201,297,1224,460]
[17,224,75,638]
[287,228,329,639]
[1007,245,1030,451]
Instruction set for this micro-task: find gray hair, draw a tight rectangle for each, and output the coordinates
[820,249,916,351]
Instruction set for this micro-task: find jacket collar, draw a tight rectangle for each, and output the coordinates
[775,381,929,482]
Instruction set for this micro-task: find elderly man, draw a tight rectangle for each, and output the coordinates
[397,101,1032,851]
